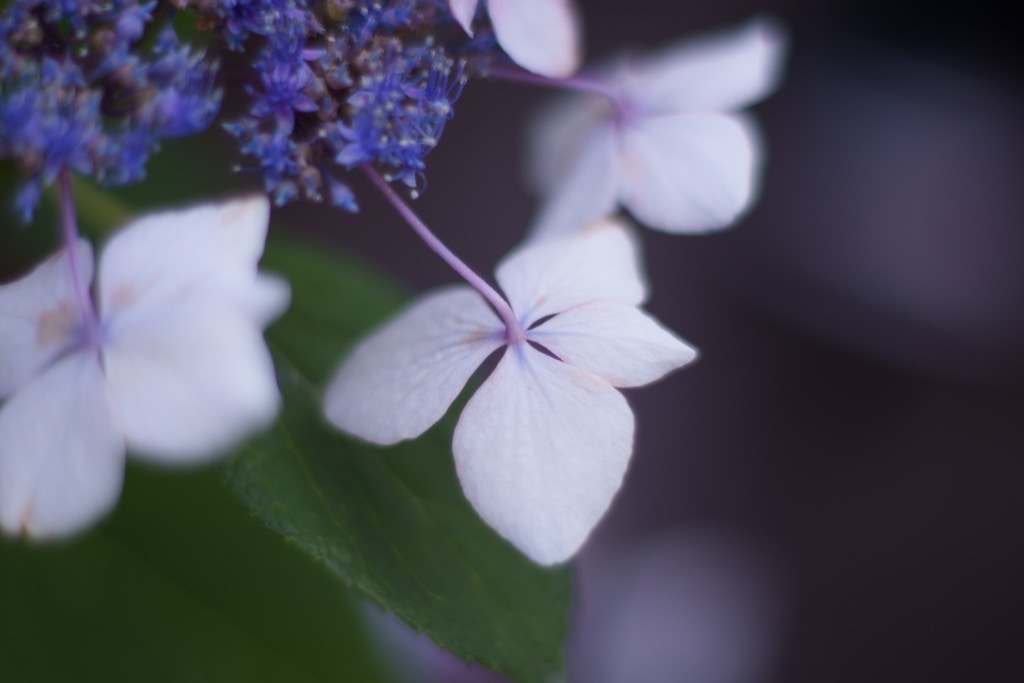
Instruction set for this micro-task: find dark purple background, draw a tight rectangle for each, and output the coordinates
[276,1,1024,680]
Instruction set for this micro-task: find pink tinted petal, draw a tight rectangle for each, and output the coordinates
[488,0,581,77]
[0,351,125,538]
[98,196,284,325]
[528,122,620,240]
[624,17,786,114]
[618,113,759,234]
[529,301,697,387]
[0,241,93,398]
[453,345,634,565]
[497,219,646,325]
[324,286,504,446]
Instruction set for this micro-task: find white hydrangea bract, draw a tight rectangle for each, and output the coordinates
[0,196,288,538]
[449,0,581,77]
[324,220,696,565]
[529,18,785,238]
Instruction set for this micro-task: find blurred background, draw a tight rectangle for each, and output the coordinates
[3,0,1023,681]
[287,0,1023,680]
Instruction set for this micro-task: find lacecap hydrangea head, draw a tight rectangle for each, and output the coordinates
[204,0,483,210]
[0,0,222,221]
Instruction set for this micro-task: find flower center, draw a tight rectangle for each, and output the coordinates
[58,167,102,351]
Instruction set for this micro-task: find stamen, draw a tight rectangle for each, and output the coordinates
[58,167,101,349]
[362,165,526,345]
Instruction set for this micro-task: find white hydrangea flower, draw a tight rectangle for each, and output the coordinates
[449,0,581,77]
[529,18,785,238]
[324,220,696,565]
[0,196,288,538]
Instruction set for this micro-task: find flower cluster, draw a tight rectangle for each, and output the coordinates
[204,0,469,208]
[0,1,786,570]
[0,0,221,221]
[0,1,588,220]
[199,0,316,50]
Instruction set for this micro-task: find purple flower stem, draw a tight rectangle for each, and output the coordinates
[362,165,526,344]
[58,167,101,348]
[483,64,622,103]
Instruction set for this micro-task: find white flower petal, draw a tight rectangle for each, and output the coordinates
[0,351,125,538]
[528,121,619,240]
[618,113,758,234]
[497,219,646,324]
[527,94,614,193]
[488,0,581,77]
[624,18,786,114]
[246,273,292,329]
[453,345,634,565]
[98,196,281,324]
[448,0,479,35]
[0,240,93,398]
[103,302,281,463]
[324,286,504,446]
[529,301,697,387]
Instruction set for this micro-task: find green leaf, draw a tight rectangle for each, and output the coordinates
[225,237,572,683]
[0,465,395,683]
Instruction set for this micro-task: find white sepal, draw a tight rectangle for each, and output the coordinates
[0,351,125,538]
[624,17,786,114]
[324,286,504,445]
[497,219,647,323]
[453,345,633,565]
[527,95,615,194]
[487,0,581,78]
[448,0,479,34]
[0,195,287,540]
[102,301,282,463]
[243,273,292,329]
[0,240,93,398]
[529,301,697,387]
[98,196,274,322]
[618,113,758,234]
[525,18,785,237]
[528,122,619,240]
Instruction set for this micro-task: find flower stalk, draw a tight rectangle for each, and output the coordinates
[58,167,100,349]
[362,165,526,344]
[483,65,624,105]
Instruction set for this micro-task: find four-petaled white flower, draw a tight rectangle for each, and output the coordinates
[449,0,581,78]
[528,18,785,238]
[324,220,696,565]
[0,197,288,537]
